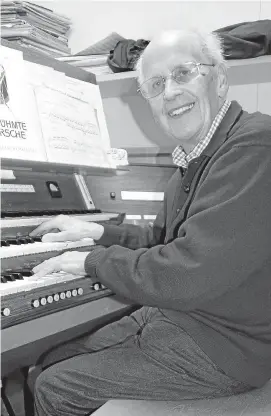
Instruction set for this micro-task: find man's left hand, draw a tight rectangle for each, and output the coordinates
[31,251,89,278]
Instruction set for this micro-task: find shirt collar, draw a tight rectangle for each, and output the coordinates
[172,100,231,168]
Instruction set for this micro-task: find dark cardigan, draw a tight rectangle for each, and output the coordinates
[85,101,271,388]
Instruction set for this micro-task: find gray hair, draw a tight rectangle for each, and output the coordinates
[135,28,226,86]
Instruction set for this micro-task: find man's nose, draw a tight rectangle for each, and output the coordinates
[163,78,184,101]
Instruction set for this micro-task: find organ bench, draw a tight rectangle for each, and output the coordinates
[93,379,271,416]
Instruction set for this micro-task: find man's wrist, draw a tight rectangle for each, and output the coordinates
[85,223,104,241]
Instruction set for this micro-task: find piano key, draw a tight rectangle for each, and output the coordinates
[0,271,86,297]
[0,238,95,259]
[13,273,24,280]
[7,239,21,245]
[4,274,16,282]
[0,277,40,296]
[1,212,119,229]
[1,241,10,247]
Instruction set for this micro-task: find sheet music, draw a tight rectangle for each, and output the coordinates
[0,46,47,161]
[34,84,114,168]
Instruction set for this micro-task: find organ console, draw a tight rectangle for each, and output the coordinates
[0,162,127,330]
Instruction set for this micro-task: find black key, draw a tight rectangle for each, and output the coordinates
[13,273,24,280]
[21,270,34,277]
[4,274,16,282]
[32,236,42,242]
[1,240,10,247]
[1,212,15,218]
[7,239,21,245]
[17,238,29,244]
[1,276,8,283]
[24,236,35,244]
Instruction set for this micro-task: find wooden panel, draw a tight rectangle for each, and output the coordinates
[1,168,86,213]
[85,165,176,216]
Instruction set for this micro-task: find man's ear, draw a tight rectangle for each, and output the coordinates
[217,64,229,99]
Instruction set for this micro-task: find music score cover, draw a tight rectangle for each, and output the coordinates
[0,47,47,162]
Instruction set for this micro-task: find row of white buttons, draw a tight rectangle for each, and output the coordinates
[32,288,84,308]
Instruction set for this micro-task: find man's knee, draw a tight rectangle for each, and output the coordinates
[34,366,63,416]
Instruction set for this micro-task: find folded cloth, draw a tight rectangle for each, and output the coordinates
[107,38,150,73]
[214,19,271,59]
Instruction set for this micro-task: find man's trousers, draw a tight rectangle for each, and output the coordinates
[34,307,252,416]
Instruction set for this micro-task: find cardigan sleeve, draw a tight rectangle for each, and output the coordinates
[95,203,166,249]
[85,144,271,311]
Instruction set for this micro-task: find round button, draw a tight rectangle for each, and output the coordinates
[176,208,180,214]
[53,294,60,302]
[60,292,66,300]
[72,289,78,297]
[77,288,84,296]
[32,299,40,308]
[92,283,101,291]
[66,290,72,298]
[2,307,11,316]
[47,295,53,304]
[40,297,47,306]
[184,185,190,192]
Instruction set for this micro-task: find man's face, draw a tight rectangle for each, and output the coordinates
[141,35,224,151]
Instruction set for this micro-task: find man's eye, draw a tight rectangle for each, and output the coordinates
[152,79,163,90]
[175,69,190,78]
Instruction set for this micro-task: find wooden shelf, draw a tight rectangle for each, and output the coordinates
[97,55,271,98]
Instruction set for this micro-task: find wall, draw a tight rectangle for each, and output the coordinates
[35,1,264,54]
[33,1,271,150]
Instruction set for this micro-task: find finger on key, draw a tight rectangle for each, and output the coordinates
[31,258,59,278]
[30,215,67,237]
[42,231,72,243]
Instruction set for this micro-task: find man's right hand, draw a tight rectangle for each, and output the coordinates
[29,215,104,242]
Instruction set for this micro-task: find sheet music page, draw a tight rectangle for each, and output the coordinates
[0,46,47,161]
[65,76,115,167]
[24,60,66,92]
[34,83,115,168]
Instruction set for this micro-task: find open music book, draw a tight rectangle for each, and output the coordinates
[0,46,116,168]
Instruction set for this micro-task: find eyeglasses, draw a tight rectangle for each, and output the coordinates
[137,62,215,99]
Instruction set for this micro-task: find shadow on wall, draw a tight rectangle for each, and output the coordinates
[103,91,176,152]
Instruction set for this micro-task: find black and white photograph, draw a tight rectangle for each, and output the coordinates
[1,1,271,416]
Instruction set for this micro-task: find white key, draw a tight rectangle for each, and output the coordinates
[1,213,118,229]
[0,272,86,297]
[0,278,40,296]
[0,239,94,259]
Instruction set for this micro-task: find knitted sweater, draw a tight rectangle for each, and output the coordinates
[85,101,271,388]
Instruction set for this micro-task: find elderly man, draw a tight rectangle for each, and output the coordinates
[31,29,271,416]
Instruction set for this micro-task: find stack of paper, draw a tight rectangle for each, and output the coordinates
[1,1,71,57]
[0,46,116,169]
[57,32,125,76]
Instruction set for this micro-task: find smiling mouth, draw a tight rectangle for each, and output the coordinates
[168,103,195,118]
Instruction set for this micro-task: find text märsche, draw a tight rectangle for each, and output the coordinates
[0,119,27,139]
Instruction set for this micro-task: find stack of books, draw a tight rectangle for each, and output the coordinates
[1,1,71,57]
[57,32,125,76]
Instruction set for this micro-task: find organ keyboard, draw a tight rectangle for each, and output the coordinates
[0,164,124,329]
